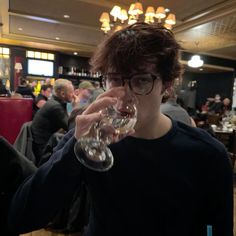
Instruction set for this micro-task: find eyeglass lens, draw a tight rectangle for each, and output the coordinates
[103,73,157,95]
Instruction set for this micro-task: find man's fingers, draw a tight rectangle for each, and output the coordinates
[76,112,102,125]
[83,97,117,115]
[96,87,125,99]
[74,112,102,139]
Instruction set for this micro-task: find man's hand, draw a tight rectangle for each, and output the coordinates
[74,87,125,140]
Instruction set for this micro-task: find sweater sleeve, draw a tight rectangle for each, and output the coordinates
[206,147,234,236]
[8,132,83,234]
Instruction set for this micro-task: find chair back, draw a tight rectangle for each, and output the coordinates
[0,98,33,144]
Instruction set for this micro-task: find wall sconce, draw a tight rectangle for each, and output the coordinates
[14,62,23,73]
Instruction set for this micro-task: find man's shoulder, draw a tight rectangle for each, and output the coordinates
[33,98,63,120]
[43,97,64,109]
[174,121,226,154]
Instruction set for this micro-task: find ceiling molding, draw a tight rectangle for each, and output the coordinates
[9,10,100,31]
[76,0,127,9]
[2,33,96,52]
[174,0,236,34]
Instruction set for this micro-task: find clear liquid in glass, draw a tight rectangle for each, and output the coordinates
[74,97,137,171]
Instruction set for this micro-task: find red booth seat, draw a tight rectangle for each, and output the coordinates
[0,98,33,144]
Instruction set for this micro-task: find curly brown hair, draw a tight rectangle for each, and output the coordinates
[90,22,183,84]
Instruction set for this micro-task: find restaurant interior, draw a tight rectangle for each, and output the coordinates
[0,0,236,235]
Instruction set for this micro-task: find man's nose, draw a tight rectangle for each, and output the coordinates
[121,80,136,103]
[122,79,131,91]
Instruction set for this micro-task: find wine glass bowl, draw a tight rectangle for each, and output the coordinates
[74,95,137,171]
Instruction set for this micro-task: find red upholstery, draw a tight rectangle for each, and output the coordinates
[0,98,33,144]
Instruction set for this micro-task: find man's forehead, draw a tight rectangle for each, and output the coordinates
[107,63,157,74]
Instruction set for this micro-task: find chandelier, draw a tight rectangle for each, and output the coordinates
[99,1,176,34]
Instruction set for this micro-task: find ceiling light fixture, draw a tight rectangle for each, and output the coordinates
[18,27,23,31]
[73,52,78,55]
[187,55,204,68]
[64,14,70,18]
[187,42,204,68]
[99,1,176,34]
[55,37,60,40]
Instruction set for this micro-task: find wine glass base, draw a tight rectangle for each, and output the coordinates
[74,139,114,172]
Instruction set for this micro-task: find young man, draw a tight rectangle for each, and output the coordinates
[9,23,233,236]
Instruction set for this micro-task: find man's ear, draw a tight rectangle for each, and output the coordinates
[60,90,66,99]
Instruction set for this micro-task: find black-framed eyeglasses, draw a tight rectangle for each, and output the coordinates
[101,73,161,95]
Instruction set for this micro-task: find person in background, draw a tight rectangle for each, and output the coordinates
[67,80,95,114]
[161,87,196,127]
[35,84,53,109]
[68,106,87,130]
[15,77,35,99]
[30,80,37,94]
[31,79,74,166]
[8,23,233,236]
[77,80,95,107]
[221,97,231,116]
[0,79,11,96]
[66,87,79,115]
[45,78,52,86]
[90,81,104,101]
[208,94,223,114]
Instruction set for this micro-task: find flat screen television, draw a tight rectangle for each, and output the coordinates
[27,59,54,77]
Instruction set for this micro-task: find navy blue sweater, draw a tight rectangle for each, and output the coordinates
[8,120,233,236]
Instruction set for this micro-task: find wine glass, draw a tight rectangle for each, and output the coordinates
[74,95,138,172]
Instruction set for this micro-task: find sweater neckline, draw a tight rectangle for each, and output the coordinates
[124,119,177,144]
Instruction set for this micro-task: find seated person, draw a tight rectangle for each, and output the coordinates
[0,80,11,97]
[15,77,35,99]
[208,94,223,114]
[34,84,52,111]
[31,79,74,166]
[161,87,196,127]
[221,98,231,116]
[67,81,94,114]
[8,23,233,236]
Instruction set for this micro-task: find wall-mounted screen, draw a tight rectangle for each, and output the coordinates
[27,59,54,77]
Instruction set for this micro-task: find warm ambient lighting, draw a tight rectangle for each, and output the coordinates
[99,1,176,34]
[187,55,204,68]
[14,62,23,73]
[187,42,204,68]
